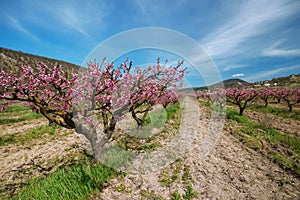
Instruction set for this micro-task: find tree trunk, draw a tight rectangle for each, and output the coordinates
[102,112,117,140]
[288,104,293,112]
[76,123,109,161]
[90,136,109,161]
[239,107,245,116]
[104,117,117,140]
[265,101,268,107]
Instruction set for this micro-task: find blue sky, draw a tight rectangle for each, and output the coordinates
[0,0,300,87]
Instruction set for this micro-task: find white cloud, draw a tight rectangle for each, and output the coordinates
[62,7,91,37]
[245,64,300,81]
[202,0,300,58]
[232,73,246,77]
[9,0,108,38]
[263,48,300,57]
[7,15,39,40]
[261,40,300,57]
[223,64,248,72]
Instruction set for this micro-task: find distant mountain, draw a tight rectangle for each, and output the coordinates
[192,78,249,91]
[212,78,249,88]
[0,47,80,73]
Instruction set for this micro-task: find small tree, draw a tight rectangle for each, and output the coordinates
[257,87,273,107]
[226,87,258,115]
[276,88,300,111]
[208,89,227,109]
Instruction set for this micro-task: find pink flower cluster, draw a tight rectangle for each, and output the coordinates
[0,58,186,130]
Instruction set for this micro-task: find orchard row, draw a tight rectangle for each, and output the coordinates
[192,87,300,115]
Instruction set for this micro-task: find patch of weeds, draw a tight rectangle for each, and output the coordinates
[171,185,198,200]
[171,190,182,200]
[115,184,126,192]
[0,104,31,114]
[258,125,300,154]
[140,189,165,200]
[271,153,300,176]
[100,146,135,169]
[225,109,248,124]
[277,178,291,187]
[226,107,300,176]
[183,185,198,200]
[0,134,16,146]
[136,143,158,152]
[166,104,180,120]
[19,124,61,144]
[0,124,61,146]
[159,158,183,187]
[159,178,173,187]
[248,105,300,121]
[182,166,193,182]
[115,104,181,153]
[0,112,43,124]
[241,134,263,150]
[9,156,117,200]
[143,108,166,128]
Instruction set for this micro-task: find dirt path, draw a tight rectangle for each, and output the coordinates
[99,99,300,199]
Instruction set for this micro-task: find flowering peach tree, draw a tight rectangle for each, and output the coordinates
[276,88,300,111]
[0,58,186,160]
[226,87,259,115]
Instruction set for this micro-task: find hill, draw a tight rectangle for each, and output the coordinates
[249,73,300,88]
[212,78,249,88]
[0,47,80,72]
[192,78,249,92]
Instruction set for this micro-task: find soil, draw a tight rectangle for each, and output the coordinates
[99,99,300,199]
[0,120,86,196]
[244,109,300,139]
[0,118,48,136]
[1,99,299,199]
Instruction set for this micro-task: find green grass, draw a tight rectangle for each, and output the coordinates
[142,103,179,127]
[100,145,136,169]
[166,104,180,120]
[248,104,300,121]
[0,104,31,114]
[116,103,181,153]
[271,153,300,176]
[226,109,300,154]
[224,108,248,123]
[0,124,62,146]
[0,112,43,124]
[9,156,117,200]
[183,185,198,200]
[171,190,182,200]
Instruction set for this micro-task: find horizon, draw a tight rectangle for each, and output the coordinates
[1,0,300,87]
